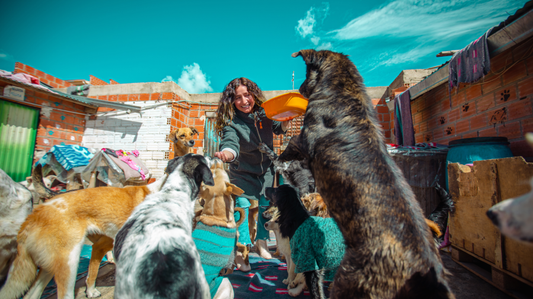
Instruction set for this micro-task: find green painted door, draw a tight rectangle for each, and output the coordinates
[0,100,39,182]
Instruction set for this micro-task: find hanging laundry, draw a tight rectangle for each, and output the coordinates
[449,27,494,90]
[393,89,415,146]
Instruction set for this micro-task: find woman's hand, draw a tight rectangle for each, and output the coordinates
[214,150,234,163]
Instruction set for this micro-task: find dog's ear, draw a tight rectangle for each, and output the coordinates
[195,163,214,186]
[292,49,317,64]
[165,157,181,174]
[169,129,178,143]
[226,182,245,196]
[190,127,199,136]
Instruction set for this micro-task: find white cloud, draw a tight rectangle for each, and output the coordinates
[0,50,14,62]
[295,3,330,49]
[176,63,213,94]
[295,0,526,70]
[296,10,316,38]
[161,75,174,82]
[331,0,519,41]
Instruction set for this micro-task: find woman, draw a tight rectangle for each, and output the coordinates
[214,77,289,270]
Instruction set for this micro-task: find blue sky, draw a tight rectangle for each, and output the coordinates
[0,0,528,94]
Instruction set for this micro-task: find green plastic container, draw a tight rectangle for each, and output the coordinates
[445,137,513,189]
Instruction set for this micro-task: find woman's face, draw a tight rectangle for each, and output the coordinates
[234,85,254,114]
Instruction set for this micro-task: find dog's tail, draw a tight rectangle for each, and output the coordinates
[428,182,455,235]
[0,244,38,299]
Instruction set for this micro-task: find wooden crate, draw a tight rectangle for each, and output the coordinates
[448,157,533,284]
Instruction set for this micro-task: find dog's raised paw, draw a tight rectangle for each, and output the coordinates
[283,278,289,284]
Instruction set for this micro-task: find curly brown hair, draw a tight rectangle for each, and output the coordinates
[214,77,266,136]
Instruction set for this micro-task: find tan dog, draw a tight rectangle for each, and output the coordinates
[170,127,199,157]
[195,157,246,299]
[0,174,169,299]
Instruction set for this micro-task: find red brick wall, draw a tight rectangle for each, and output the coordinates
[403,37,533,158]
[13,62,74,89]
[0,82,86,160]
[109,79,120,85]
[170,102,218,159]
[90,75,109,86]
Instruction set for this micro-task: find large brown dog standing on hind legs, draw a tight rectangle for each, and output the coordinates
[278,49,455,299]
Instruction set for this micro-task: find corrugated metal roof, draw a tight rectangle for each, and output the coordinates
[0,75,141,113]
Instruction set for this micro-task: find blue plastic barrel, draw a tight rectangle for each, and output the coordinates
[446,137,513,190]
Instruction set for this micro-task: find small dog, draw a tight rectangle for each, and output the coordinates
[170,127,199,157]
[0,169,169,299]
[193,157,245,298]
[0,168,33,287]
[266,185,345,299]
[113,154,214,299]
[258,142,315,196]
[281,49,454,298]
[487,133,533,243]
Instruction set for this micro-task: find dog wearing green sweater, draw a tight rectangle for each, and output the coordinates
[193,158,245,299]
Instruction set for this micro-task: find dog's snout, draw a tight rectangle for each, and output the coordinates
[486,210,500,227]
[188,140,195,146]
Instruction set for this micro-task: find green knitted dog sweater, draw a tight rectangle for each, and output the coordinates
[290,216,345,281]
[192,221,237,298]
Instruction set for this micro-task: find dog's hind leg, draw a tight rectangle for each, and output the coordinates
[304,270,325,299]
[53,238,85,299]
[85,234,114,298]
[23,269,54,299]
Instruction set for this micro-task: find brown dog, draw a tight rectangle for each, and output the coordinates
[170,127,199,157]
[280,49,454,299]
[0,173,169,299]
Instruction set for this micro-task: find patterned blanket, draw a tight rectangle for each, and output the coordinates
[36,145,94,171]
[226,234,332,298]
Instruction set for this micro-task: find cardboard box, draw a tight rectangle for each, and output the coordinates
[448,157,533,283]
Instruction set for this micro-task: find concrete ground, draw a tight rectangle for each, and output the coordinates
[43,250,513,299]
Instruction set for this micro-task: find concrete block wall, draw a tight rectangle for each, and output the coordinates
[83,101,173,178]
[404,36,533,158]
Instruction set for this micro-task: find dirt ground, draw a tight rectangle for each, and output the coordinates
[43,250,513,299]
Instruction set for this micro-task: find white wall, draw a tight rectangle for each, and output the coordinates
[82,101,172,179]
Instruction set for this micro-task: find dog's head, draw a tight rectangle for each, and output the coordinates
[292,49,363,100]
[164,154,214,194]
[265,185,300,209]
[170,127,198,149]
[487,133,533,243]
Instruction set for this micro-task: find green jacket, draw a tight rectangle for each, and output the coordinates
[219,108,285,202]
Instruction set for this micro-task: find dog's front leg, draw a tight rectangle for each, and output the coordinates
[285,256,297,285]
[86,234,114,298]
[278,135,306,162]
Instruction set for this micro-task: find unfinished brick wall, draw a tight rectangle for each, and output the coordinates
[406,37,533,158]
[13,62,74,89]
[90,75,109,86]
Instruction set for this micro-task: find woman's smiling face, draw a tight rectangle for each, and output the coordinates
[234,85,254,114]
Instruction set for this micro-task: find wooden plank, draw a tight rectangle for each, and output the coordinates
[452,246,533,299]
